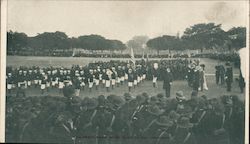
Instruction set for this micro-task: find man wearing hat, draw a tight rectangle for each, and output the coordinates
[225,62,233,92]
[176,91,186,102]
[162,67,173,98]
[167,91,187,114]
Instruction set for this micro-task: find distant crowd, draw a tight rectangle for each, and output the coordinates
[192,53,240,67]
[8,50,189,58]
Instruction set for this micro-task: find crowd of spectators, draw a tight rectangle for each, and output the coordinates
[192,53,240,67]
[6,90,245,144]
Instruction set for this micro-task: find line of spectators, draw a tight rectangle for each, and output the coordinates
[192,53,240,68]
[7,50,189,58]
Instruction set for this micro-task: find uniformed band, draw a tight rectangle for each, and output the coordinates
[6,59,243,97]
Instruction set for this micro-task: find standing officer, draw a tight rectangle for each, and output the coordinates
[215,63,220,85]
[193,66,200,92]
[225,62,233,92]
[163,67,173,98]
[220,64,226,85]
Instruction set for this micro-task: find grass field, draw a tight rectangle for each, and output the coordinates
[6,56,244,101]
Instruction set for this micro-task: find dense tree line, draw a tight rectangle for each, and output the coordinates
[146,23,246,54]
[7,23,246,56]
[7,31,126,55]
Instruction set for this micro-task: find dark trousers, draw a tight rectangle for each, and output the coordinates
[220,74,225,85]
[226,82,232,92]
[193,83,199,92]
[216,74,220,84]
[165,86,171,98]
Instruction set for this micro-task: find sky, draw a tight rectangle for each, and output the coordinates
[7,0,248,42]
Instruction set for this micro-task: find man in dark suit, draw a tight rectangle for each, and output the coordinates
[193,66,200,92]
[225,62,233,92]
[215,64,220,85]
[163,68,173,98]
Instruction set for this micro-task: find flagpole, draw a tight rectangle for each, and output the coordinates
[130,46,135,69]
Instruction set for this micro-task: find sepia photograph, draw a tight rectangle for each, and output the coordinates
[1,0,249,143]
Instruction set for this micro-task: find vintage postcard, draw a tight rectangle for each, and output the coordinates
[0,0,249,143]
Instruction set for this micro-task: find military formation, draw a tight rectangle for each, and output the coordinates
[6,58,243,98]
[6,59,195,96]
[6,89,245,144]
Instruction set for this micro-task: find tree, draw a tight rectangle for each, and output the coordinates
[77,35,108,51]
[7,31,28,53]
[146,35,179,55]
[29,31,70,52]
[109,40,127,52]
[182,23,228,52]
[226,27,246,50]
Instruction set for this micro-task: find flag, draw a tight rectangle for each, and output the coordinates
[130,47,135,66]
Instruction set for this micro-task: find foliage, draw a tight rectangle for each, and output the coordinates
[7,31,28,52]
[226,27,246,49]
[146,35,180,51]
[181,23,229,51]
[7,32,127,53]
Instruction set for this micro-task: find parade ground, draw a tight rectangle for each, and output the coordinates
[6,56,244,101]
